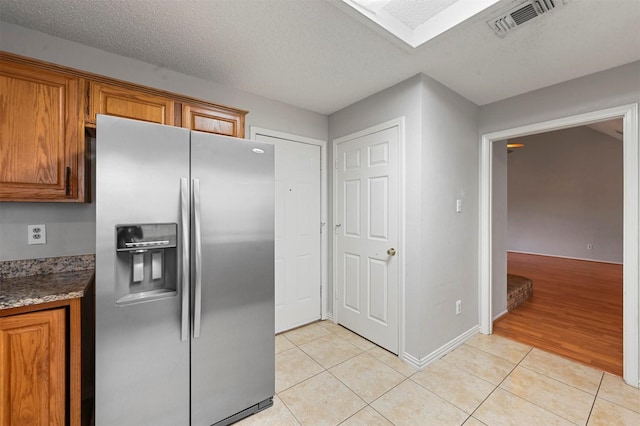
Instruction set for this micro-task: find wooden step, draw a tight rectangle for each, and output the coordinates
[507,274,533,312]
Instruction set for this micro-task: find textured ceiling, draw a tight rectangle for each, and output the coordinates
[0,0,639,115]
[383,0,462,29]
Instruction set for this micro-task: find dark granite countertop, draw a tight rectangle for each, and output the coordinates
[0,255,95,311]
[0,269,94,310]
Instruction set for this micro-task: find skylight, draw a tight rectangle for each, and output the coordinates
[338,0,502,49]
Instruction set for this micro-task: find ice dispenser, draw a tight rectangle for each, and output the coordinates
[115,223,178,305]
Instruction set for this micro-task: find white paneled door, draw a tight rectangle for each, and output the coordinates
[336,126,399,354]
[256,135,321,333]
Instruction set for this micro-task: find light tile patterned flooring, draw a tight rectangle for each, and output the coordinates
[238,321,640,426]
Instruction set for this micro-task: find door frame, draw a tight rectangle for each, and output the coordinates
[332,117,406,357]
[479,103,639,387]
[250,126,329,320]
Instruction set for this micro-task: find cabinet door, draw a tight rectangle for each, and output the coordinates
[0,61,85,202]
[89,81,175,126]
[182,104,245,138]
[0,309,66,426]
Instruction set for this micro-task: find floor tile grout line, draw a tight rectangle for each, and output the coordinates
[273,394,304,426]
[466,344,533,421]
[404,375,476,422]
[485,345,599,425]
[319,342,412,412]
[585,372,605,424]
[276,366,326,395]
[517,363,601,397]
[361,375,418,425]
[282,339,372,425]
[519,349,604,396]
[464,337,534,365]
[589,372,640,414]
[408,366,494,419]
[284,323,421,425]
[437,356,503,388]
[296,342,365,370]
[489,386,585,425]
[276,322,637,425]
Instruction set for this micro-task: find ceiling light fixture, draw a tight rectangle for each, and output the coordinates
[507,142,524,154]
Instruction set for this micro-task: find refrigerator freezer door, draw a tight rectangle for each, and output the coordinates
[190,132,275,425]
[95,115,191,425]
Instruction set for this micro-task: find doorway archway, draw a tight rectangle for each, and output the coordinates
[479,104,639,387]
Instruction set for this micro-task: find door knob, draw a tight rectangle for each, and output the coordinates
[387,248,396,256]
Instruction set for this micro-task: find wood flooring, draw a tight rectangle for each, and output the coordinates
[493,252,623,376]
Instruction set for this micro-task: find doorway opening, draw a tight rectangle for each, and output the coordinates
[479,104,639,387]
[492,122,624,375]
[495,252,623,374]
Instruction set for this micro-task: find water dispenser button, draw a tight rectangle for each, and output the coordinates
[152,252,163,280]
[133,253,144,283]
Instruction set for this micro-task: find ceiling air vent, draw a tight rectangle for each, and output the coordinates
[488,0,563,37]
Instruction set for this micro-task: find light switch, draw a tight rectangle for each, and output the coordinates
[456,199,462,213]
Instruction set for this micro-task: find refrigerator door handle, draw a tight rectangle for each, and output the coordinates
[193,178,203,338]
[180,178,189,342]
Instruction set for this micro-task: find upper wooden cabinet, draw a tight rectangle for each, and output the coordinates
[182,103,245,138]
[0,58,86,202]
[1,52,248,202]
[87,81,175,127]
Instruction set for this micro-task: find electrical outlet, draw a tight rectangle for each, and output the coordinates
[587,243,593,250]
[28,224,46,245]
[456,300,462,315]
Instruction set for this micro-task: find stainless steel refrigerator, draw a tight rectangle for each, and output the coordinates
[95,115,275,425]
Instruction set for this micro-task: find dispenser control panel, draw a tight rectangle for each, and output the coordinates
[114,223,178,305]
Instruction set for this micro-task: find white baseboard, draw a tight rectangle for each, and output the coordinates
[507,250,622,265]
[401,325,479,370]
[493,309,508,321]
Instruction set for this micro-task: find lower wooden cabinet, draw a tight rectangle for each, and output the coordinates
[0,308,66,426]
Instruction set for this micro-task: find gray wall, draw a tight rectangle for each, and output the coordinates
[507,127,623,263]
[480,61,639,277]
[479,61,640,134]
[479,60,639,373]
[329,74,479,361]
[492,140,508,318]
[328,74,423,328]
[0,22,328,261]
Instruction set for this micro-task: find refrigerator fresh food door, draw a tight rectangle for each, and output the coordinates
[95,115,191,425]
[190,132,275,425]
